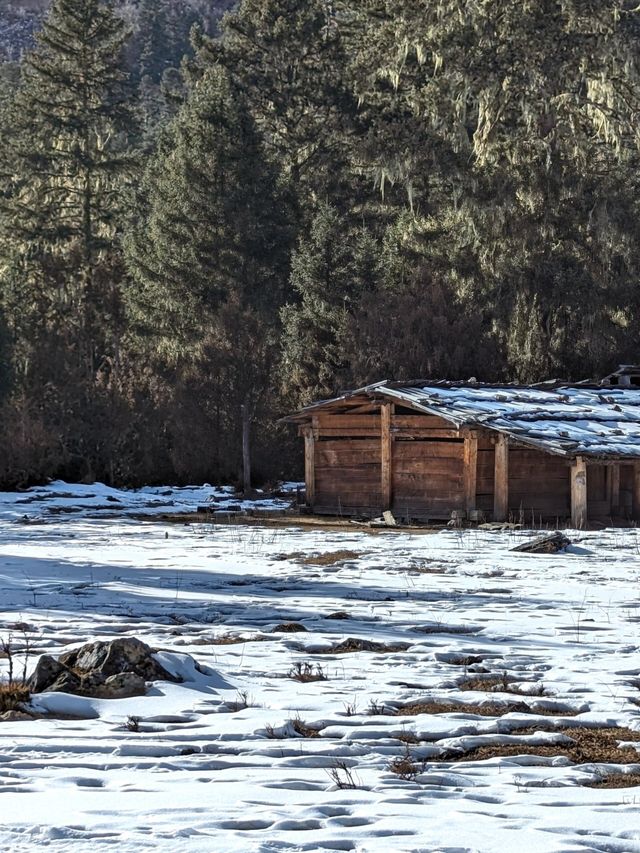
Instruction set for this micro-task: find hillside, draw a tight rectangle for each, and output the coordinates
[0,0,235,60]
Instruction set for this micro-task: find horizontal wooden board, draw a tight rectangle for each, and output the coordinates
[392,415,454,429]
[393,442,464,460]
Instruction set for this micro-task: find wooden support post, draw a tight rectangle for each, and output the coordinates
[571,456,588,529]
[493,434,509,522]
[463,432,478,516]
[303,427,315,507]
[607,464,620,515]
[381,403,393,511]
[633,461,640,521]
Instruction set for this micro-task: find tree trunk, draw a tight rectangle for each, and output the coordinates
[241,399,251,494]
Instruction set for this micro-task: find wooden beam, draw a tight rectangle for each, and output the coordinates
[381,403,393,510]
[571,456,588,529]
[303,427,315,507]
[633,461,640,521]
[607,464,620,515]
[493,434,509,521]
[463,432,478,515]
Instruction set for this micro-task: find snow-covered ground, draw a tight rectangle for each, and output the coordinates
[2,483,640,852]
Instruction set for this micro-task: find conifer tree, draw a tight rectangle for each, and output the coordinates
[125,63,292,485]
[0,0,136,382]
[280,203,378,406]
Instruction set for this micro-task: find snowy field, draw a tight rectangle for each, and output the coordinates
[2,484,640,852]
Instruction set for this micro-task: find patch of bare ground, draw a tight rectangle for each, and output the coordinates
[584,773,640,789]
[328,638,410,654]
[192,634,269,646]
[406,564,448,575]
[446,727,640,764]
[291,716,321,738]
[458,673,547,696]
[300,550,364,566]
[271,622,307,633]
[396,700,577,717]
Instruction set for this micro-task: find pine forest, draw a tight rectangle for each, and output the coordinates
[1,0,640,489]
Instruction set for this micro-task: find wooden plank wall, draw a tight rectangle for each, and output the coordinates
[391,440,465,520]
[508,449,570,521]
[314,438,382,515]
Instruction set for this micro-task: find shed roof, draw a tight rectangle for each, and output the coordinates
[285,381,640,459]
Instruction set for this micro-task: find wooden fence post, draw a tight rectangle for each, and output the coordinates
[571,456,588,529]
[463,432,478,516]
[381,403,393,511]
[633,461,640,521]
[304,427,315,507]
[494,434,509,521]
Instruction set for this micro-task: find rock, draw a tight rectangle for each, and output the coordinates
[94,673,147,699]
[29,655,67,693]
[59,637,178,683]
[511,531,571,554]
[0,710,34,722]
[29,637,182,699]
[271,622,307,633]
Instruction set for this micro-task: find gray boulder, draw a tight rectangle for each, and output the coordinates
[29,637,181,699]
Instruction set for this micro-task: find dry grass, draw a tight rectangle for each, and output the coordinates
[0,682,30,714]
[328,638,410,655]
[300,550,363,566]
[287,661,327,682]
[271,622,307,633]
[396,699,577,718]
[388,745,423,780]
[194,634,268,646]
[584,773,640,789]
[458,673,546,696]
[446,726,640,764]
[291,715,321,738]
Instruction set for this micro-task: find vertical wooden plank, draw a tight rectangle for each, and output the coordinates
[381,403,393,511]
[607,464,620,515]
[303,427,315,507]
[571,456,588,529]
[463,432,478,515]
[493,434,509,521]
[633,461,640,521]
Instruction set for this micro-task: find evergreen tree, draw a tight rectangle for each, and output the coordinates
[280,202,378,406]
[0,0,136,381]
[125,63,292,483]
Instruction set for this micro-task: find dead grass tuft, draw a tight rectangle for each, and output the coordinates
[446,726,640,764]
[584,773,640,789]
[388,745,423,780]
[291,715,321,738]
[301,550,363,566]
[0,682,31,714]
[396,699,577,718]
[287,661,327,682]
[271,623,307,633]
[328,638,410,655]
[196,634,268,646]
[458,673,546,696]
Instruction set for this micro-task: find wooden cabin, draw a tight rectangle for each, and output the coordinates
[283,375,640,528]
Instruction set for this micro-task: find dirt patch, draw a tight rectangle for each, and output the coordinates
[271,622,307,633]
[458,674,546,696]
[328,638,410,655]
[446,726,640,764]
[301,550,364,566]
[193,634,269,646]
[396,699,578,718]
[584,772,640,788]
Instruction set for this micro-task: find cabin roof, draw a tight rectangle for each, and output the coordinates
[284,381,640,459]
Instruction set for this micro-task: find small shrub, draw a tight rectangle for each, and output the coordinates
[326,760,361,789]
[388,745,423,781]
[288,662,327,682]
[126,715,141,732]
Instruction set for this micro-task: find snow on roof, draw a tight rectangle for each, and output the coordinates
[287,381,640,459]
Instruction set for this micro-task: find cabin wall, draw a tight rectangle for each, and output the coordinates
[302,407,639,524]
